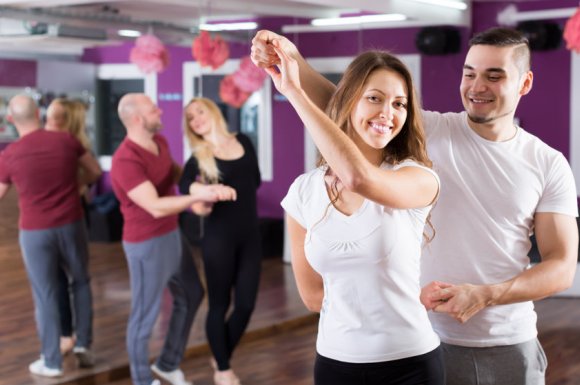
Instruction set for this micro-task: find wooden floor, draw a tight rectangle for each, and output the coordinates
[2,187,580,385]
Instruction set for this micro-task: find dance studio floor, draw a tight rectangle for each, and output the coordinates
[2,187,580,385]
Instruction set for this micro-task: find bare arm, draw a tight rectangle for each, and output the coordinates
[0,182,10,200]
[78,151,102,185]
[265,41,438,209]
[127,180,236,219]
[431,212,578,323]
[251,30,335,110]
[287,214,323,312]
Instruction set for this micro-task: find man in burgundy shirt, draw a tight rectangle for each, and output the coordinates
[0,95,102,377]
[111,93,236,385]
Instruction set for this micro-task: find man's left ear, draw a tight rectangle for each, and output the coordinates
[520,71,533,96]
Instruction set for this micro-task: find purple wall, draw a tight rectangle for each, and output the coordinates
[0,59,36,87]
[79,0,577,219]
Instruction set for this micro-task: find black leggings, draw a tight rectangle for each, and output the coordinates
[202,230,261,371]
[314,347,445,385]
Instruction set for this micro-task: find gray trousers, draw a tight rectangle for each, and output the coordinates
[123,229,204,385]
[19,220,93,369]
[442,339,547,385]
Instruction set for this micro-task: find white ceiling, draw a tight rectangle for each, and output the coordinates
[0,0,474,56]
[0,0,570,57]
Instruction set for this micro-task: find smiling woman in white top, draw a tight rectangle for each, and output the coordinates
[264,42,443,385]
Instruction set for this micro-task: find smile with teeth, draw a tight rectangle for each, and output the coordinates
[469,97,493,103]
[369,122,391,134]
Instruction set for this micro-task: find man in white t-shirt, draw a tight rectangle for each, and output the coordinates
[251,27,578,385]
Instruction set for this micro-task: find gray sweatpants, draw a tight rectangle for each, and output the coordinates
[123,229,204,385]
[442,338,547,385]
[19,220,93,370]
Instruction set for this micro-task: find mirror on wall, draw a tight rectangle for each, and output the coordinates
[183,60,273,181]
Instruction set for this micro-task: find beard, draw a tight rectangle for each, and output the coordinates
[144,120,162,134]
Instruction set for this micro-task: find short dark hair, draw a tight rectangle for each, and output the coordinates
[469,27,531,73]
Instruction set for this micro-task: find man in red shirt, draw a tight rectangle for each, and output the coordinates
[111,93,236,385]
[0,95,102,377]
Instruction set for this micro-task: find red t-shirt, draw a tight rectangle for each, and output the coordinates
[0,129,85,230]
[111,134,177,242]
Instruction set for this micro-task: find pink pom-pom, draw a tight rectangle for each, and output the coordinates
[192,31,230,70]
[232,56,268,93]
[219,75,251,108]
[130,34,170,74]
[564,7,580,53]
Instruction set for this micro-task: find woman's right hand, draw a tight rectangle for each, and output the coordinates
[251,30,295,68]
[191,182,237,203]
[264,39,304,100]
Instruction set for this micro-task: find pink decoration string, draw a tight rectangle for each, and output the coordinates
[129,34,170,74]
[219,75,251,109]
[232,56,268,93]
[564,6,580,53]
[192,31,230,70]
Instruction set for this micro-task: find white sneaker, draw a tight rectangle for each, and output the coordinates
[151,364,192,385]
[151,380,161,385]
[73,346,95,368]
[29,358,63,377]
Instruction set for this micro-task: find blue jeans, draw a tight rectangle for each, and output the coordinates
[123,229,204,385]
[19,220,93,369]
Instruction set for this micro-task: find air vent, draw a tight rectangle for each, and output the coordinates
[47,24,107,40]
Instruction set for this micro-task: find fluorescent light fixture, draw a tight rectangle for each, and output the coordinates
[409,0,467,10]
[311,14,407,27]
[200,22,258,31]
[118,29,141,37]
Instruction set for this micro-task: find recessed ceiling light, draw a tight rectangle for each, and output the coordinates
[118,29,142,37]
[311,14,407,27]
[409,0,467,11]
[200,22,258,32]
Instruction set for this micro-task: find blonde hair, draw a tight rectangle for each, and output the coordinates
[51,98,91,150]
[183,97,233,183]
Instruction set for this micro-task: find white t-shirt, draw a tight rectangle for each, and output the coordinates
[422,110,578,347]
[281,161,441,363]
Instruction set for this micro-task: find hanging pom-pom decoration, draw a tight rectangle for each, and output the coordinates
[232,56,268,93]
[219,75,251,108]
[130,34,170,74]
[564,7,580,53]
[192,30,230,70]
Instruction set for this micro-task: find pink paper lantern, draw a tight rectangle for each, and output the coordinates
[564,7,580,53]
[129,34,170,74]
[232,56,268,93]
[192,31,230,70]
[219,75,251,108]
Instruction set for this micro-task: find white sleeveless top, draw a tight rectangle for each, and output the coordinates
[281,160,440,363]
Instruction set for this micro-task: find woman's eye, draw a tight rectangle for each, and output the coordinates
[395,102,407,109]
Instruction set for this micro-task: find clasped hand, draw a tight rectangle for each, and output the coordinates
[250,30,302,98]
[421,281,490,323]
[192,183,237,203]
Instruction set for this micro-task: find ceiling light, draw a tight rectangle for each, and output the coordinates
[311,14,407,27]
[409,0,467,10]
[118,29,141,37]
[200,22,258,32]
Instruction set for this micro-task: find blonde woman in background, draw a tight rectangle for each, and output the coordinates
[45,98,101,366]
[179,98,261,385]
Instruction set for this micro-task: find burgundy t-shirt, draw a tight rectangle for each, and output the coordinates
[0,129,85,230]
[111,134,177,242]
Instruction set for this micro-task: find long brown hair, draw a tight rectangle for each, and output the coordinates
[183,97,234,183]
[322,50,430,168]
[320,50,435,242]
